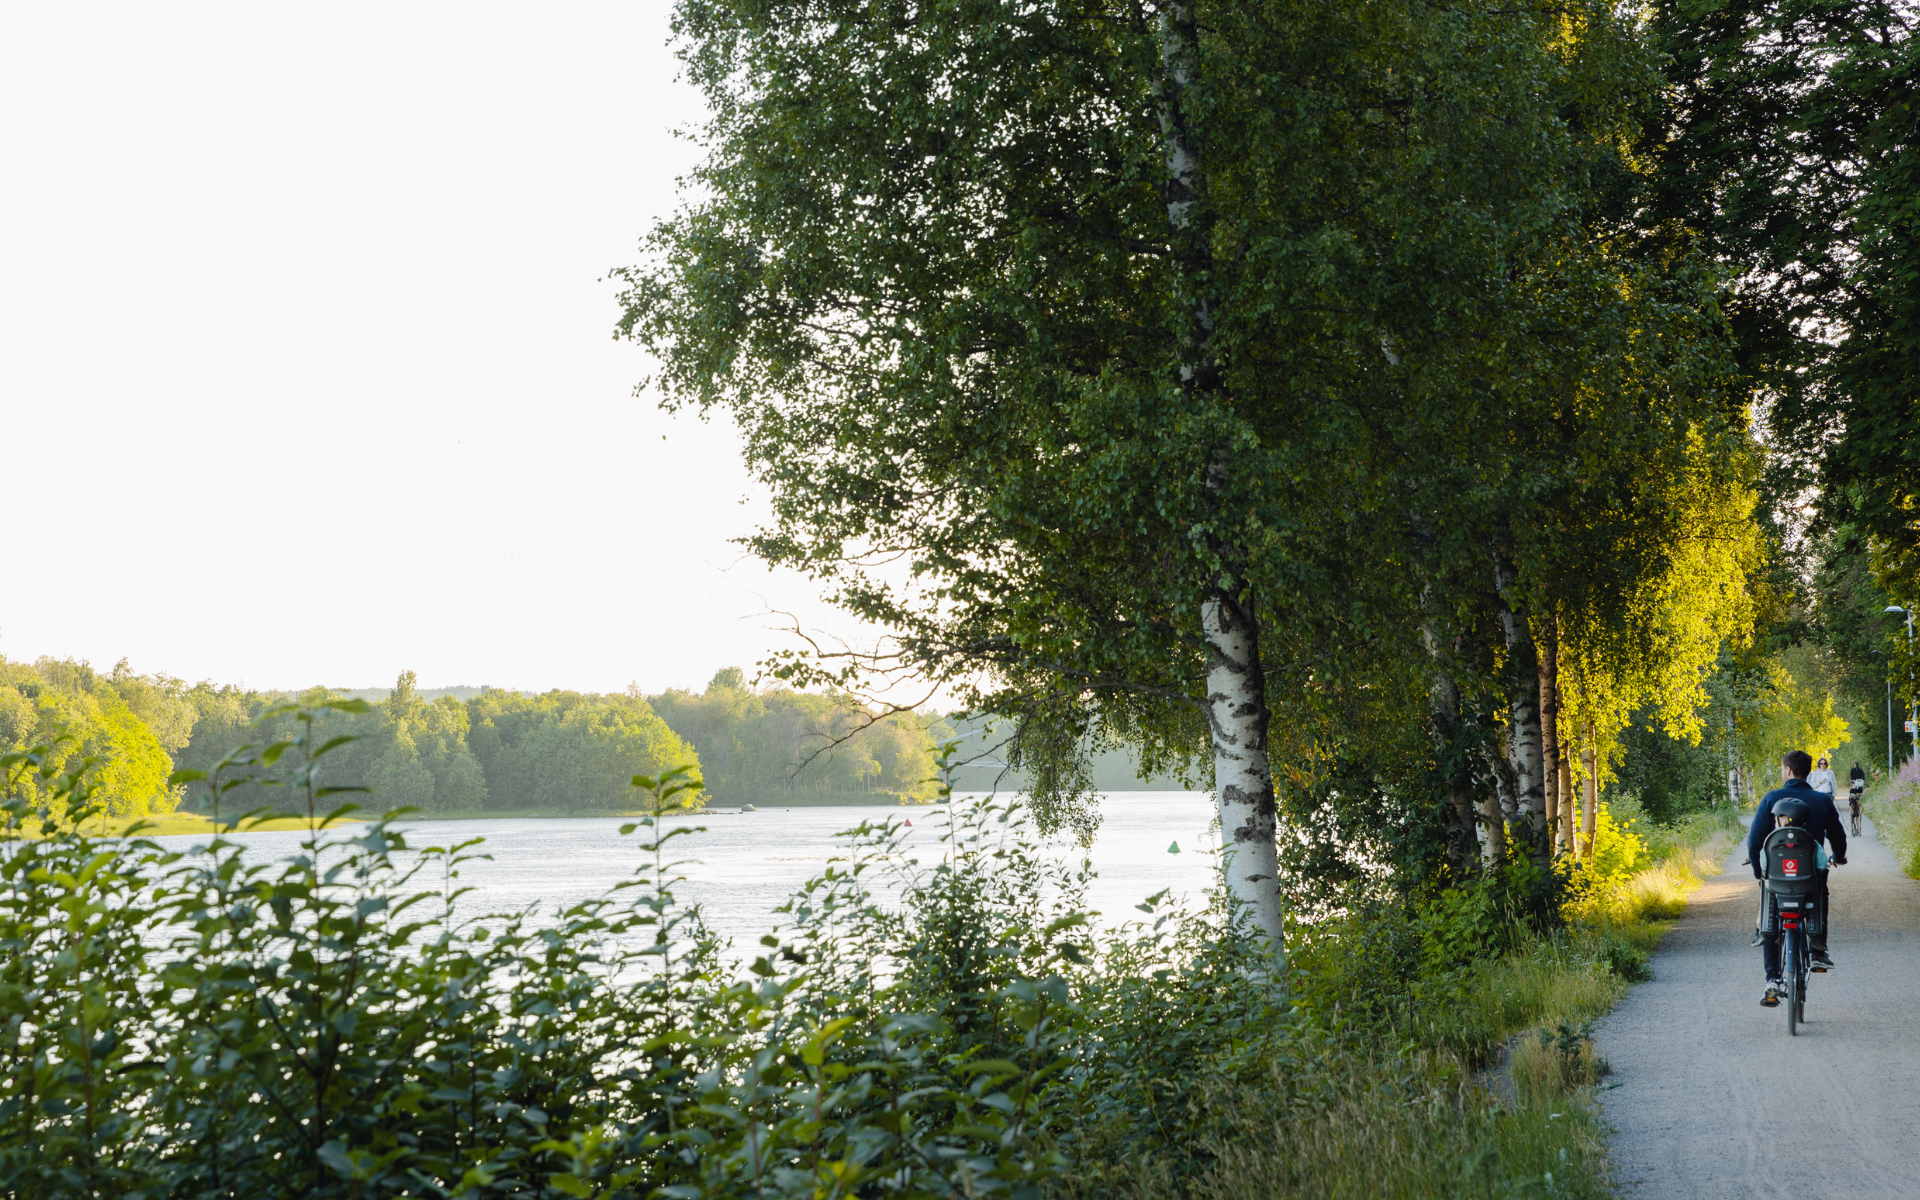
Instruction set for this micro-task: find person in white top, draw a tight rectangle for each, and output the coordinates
[1808,757,1838,797]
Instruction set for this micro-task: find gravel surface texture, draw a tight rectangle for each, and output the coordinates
[1594,815,1920,1198]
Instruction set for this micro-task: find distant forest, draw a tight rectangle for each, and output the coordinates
[0,657,1176,817]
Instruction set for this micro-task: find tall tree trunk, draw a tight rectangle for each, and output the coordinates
[1496,559,1548,865]
[1203,591,1286,957]
[1156,9,1282,962]
[1419,606,1481,876]
[1558,736,1574,856]
[1727,709,1739,808]
[1154,0,1215,364]
[1476,780,1505,867]
[1581,715,1599,857]
[1538,614,1561,856]
[1425,655,1480,876]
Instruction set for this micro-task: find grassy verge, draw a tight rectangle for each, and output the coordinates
[1221,806,1741,1199]
[1864,762,1920,875]
[1071,1050,1613,1200]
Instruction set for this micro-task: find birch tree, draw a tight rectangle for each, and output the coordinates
[1547,437,1769,849]
[623,0,1727,942]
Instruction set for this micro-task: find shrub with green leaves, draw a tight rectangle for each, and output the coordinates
[2,700,1632,1199]
[0,701,1240,1198]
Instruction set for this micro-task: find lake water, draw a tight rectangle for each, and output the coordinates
[151,792,1224,949]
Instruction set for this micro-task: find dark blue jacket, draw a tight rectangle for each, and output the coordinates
[1748,778,1849,879]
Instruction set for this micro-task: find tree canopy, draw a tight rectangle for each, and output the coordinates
[623,0,1791,938]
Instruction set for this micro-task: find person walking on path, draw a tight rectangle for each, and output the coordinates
[1749,749,1848,990]
[1810,757,1839,797]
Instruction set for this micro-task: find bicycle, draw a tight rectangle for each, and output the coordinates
[1761,822,1824,1035]
[1850,788,1864,836]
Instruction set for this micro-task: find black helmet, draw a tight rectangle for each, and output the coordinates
[1774,797,1812,827]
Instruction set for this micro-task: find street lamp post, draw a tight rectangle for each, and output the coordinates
[1888,606,1916,769]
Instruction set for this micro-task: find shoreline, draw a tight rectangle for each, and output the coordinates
[138,789,1207,832]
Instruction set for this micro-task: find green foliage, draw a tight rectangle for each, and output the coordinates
[624,0,1768,895]
[0,655,180,817]
[1806,537,1902,772]
[0,700,1631,1198]
[469,688,693,810]
[1510,1021,1603,1108]
[1830,36,1920,625]
[9,653,956,816]
[1299,908,1624,1074]
[650,671,939,802]
[1562,802,1652,913]
[1612,707,1735,824]
[1640,0,1915,483]
[171,678,701,814]
[1642,1,1915,776]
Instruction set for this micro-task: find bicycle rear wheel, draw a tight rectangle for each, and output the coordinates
[1798,936,1810,1025]
[1786,929,1800,1036]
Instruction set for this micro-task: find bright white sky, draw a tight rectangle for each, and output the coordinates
[0,3,871,698]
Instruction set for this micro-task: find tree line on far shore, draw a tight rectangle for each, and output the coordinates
[0,658,943,816]
[0,644,1865,824]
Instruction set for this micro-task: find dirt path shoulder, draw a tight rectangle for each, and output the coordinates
[1594,815,1920,1198]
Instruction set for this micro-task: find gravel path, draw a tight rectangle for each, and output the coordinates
[1594,815,1920,1198]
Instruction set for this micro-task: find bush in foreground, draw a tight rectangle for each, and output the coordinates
[1,702,1701,1199]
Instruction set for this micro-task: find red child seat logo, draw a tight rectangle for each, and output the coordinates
[1783,858,1800,874]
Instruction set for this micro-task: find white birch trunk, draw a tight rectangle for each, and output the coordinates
[1727,709,1739,808]
[1558,742,1574,855]
[1156,5,1282,957]
[1419,608,1481,873]
[1496,561,1547,864]
[1580,718,1599,858]
[1203,591,1286,959]
[1157,1,1284,961]
[1154,0,1217,360]
[1493,746,1520,839]
[1539,619,1560,853]
[1505,674,1546,861]
[1428,664,1482,872]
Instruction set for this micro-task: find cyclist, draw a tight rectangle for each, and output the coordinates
[1755,797,1814,1007]
[1750,749,1847,1002]
[1848,762,1867,835]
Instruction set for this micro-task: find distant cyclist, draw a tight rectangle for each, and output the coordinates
[1848,762,1867,836]
[1750,750,1847,993]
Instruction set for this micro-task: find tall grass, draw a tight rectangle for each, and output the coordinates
[1071,1052,1612,1200]
[1485,807,1735,1139]
[1865,758,1920,875]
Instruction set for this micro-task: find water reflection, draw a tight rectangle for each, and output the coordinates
[152,792,1222,948]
